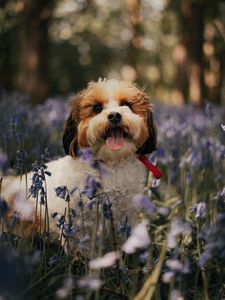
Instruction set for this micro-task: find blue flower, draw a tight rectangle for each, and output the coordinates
[48,254,59,267]
[82,176,101,198]
[139,250,149,264]
[133,194,156,216]
[55,186,67,200]
[191,202,207,219]
[162,257,190,283]
[44,171,51,177]
[55,186,71,202]
[199,213,225,265]
[87,199,97,210]
[78,148,93,161]
[118,217,131,237]
[167,218,191,249]
[57,215,65,229]
[51,212,58,219]
[78,148,107,175]
[29,159,51,200]
[63,224,75,238]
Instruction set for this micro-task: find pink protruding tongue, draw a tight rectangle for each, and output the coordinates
[106,127,125,151]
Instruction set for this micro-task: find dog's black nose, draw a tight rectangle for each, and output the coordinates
[108,112,121,124]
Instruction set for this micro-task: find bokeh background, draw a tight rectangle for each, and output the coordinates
[1,0,225,106]
[1,2,225,299]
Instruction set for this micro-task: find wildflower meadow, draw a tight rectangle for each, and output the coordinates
[0,93,225,300]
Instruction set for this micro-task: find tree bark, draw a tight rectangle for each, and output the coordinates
[173,0,205,106]
[18,0,54,104]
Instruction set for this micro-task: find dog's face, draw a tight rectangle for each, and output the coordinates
[63,79,156,161]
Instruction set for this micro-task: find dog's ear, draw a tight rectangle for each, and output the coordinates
[137,111,157,155]
[63,96,80,157]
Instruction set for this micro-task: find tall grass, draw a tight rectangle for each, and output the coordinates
[0,94,225,300]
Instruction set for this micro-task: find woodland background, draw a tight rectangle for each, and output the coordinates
[1,2,225,299]
[0,0,225,106]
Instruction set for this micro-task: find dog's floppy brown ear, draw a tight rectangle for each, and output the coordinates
[137,111,157,155]
[63,96,80,157]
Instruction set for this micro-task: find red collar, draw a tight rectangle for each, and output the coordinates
[138,155,163,179]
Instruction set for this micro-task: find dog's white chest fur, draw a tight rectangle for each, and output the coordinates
[44,155,147,227]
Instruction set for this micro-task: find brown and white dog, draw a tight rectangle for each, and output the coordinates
[2,79,156,246]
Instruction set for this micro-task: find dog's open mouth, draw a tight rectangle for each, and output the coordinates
[105,126,127,151]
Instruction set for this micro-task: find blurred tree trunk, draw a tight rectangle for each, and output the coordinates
[173,0,205,106]
[125,0,142,81]
[17,0,54,104]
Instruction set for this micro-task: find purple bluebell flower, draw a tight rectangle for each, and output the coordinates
[89,251,120,269]
[57,215,65,229]
[214,186,225,211]
[122,220,151,254]
[51,212,58,219]
[78,148,107,175]
[191,202,207,219]
[133,194,156,216]
[199,213,225,265]
[63,223,75,238]
[214,186,225,202]
[162,257,190,283]
[55,186,67,199]
[157,207,169,216]
[78,276,102,291]
[87,199,96,210]
[139,250,149,264]
[31,161,48,172]
[30,176,43,199]
[29,160,50,200]
[44,171,51,177]
[48,254,59,267]
[82,176,101,198]
[118,217,131,237]
[78,148,93,161]
[167,218,191,249]
[56,276,74,298]
[169,290,184,300]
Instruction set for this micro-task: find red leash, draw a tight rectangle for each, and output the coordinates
[138,155,163,179]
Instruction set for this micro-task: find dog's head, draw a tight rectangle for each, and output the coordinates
[63,79,156,161]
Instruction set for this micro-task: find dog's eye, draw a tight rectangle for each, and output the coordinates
[93,104,102,114]
[121,101,132,109]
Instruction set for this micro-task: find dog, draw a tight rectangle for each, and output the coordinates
[2,79,157,251]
